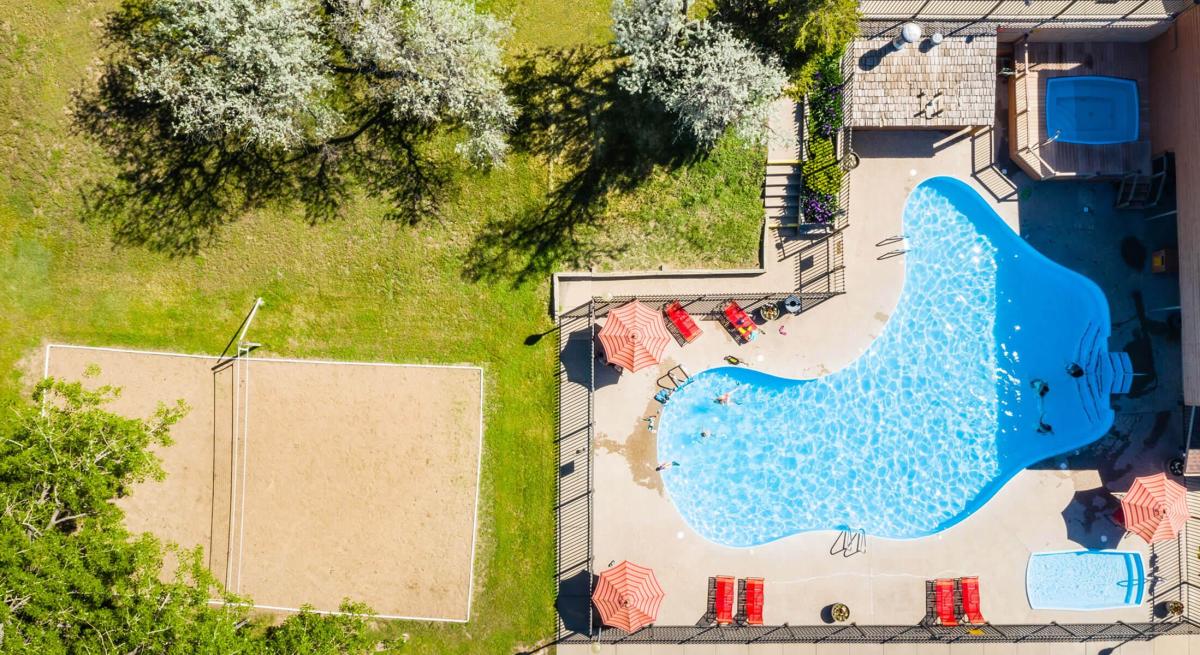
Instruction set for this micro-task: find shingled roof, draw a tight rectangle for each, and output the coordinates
[849,35,997,128]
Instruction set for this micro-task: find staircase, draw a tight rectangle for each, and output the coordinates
[764,98,804,228]
[764,164,802,226]
[1116,153,1171,209]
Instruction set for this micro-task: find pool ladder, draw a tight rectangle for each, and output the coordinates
[877,234,908,260]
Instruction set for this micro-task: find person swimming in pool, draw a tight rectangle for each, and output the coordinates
[1066,362,1084,378]
[1031,379,1050,397]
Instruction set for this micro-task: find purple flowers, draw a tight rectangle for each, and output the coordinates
[801,191,836,224]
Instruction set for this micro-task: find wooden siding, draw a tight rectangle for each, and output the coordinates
[1008,42,1152,179]
[1149,6,1200,405]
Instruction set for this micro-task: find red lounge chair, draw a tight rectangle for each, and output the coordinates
[935,578,958,626]
[723,301,759,343]
[664,301,702,343]
[960,576,984,624]
[744,578,764,625]
[715,575,735,625]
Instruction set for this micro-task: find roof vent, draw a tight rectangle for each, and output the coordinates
[892,22,923,51]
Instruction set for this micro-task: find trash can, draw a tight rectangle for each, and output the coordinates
[784,295,803,315]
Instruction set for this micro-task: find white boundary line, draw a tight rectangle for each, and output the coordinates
[464,367,485,621]
[205,600,468,623]
[44,344,480,370]
[224,351,240,589]
[235,345,250,593]
[48,343,484,623]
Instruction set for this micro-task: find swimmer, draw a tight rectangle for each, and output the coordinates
[1066,363,1084,378]
[1031,379,1050,397]
[700,430,711,439]
[715,390,734,405]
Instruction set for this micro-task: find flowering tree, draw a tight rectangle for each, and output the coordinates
[611,0,785,147]
[329,0,515,164]
[79,0,515,247]
[128,0,337,149]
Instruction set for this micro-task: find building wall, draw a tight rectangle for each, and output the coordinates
[1149,5,1200,405]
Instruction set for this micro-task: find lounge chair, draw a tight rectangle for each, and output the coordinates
[722,301,759,343]
[744,577,764,626]
[960,576,984,624]
[702,577,717,625]
[664,301,702,343]
[715,575,735,625]
[922,580,936,626]
[935,578,958,626]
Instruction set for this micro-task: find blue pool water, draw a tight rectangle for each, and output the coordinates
[1027,551,1145,610]
[657,177,1123,547]
[1045,76,1139,145]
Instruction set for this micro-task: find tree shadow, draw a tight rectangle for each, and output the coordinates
[463,46,702,284]
[72,11,452,255]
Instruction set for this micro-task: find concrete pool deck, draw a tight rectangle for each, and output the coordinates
[561,129,1189,634]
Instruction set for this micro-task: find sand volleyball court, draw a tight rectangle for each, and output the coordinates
[43,344,484,621]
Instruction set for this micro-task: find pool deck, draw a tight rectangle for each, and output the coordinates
[565,128,1189,636]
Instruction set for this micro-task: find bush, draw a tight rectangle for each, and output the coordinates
[807,52,845,139]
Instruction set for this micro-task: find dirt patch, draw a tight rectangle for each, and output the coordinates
[44,345,483,621]
[593,397,664,494]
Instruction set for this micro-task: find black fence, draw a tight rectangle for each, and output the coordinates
[558,619,1200,645]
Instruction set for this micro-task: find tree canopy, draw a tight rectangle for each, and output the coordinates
[0,378,391,653]
[78,0,516,250]
[711,0,860,91]
[611,0,786,148]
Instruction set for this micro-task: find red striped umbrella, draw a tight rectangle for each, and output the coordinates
[1121,473,1189,543]
[597,301,672,372]
[592,560,665,633]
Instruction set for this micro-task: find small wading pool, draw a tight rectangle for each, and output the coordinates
[1045,76,1139,145]
[1026,550,1145,611]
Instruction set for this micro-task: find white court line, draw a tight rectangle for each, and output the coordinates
[224,351,240,590]
[235,345,250,593]
[205,599,468,623]
[45,344,481,371]
[48,343,486,622]
[464,368,485,621]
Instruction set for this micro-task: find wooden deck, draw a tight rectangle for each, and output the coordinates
[1008,41,1152,180]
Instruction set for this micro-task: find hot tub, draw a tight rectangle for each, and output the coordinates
[1045,76,1139,145]
[1026,550,1145,611]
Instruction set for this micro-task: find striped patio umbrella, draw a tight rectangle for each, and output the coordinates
[1121,473,1189,543]
[592,560,665,633]
[597,300,672,372]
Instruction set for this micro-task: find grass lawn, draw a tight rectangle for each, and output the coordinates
[0,1,763,652]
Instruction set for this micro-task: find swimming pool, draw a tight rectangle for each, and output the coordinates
[1027,550,1144,611]
[1045,76,1139,145]
[657,177,1122,547]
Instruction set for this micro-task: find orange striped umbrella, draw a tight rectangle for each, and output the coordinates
[592,560,665,633]
[598,301,672,372]
[1121,473,1189,543]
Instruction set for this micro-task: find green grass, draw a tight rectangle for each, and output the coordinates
[0,1,763,652]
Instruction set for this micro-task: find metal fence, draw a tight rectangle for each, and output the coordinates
[558,619,1200,645]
